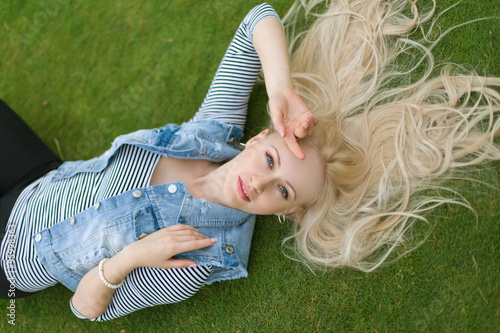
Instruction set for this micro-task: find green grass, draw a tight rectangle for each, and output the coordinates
[0,0,498,332]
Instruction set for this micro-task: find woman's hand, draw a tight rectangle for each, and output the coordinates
[252,17,318,160]
[72,224,215,319]
[126,224,216,270]
[268,87,318,160]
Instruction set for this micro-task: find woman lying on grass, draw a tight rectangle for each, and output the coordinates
[1,0,499,322]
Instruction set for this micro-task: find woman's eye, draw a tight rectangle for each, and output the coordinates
[279,185,288,199]
[266,153,274,168]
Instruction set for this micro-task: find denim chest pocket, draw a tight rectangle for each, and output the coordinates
[53,206,159,278]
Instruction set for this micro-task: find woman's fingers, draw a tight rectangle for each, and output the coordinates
[129,225,217,269]
[269,110,286,138]
[282,114,317,160]
[283,129,305,160]
[293,114,317,139]
[164,259,198,269]
[268,88,318,160]
[147,224,216,252]
[166,224,199,232]
[269,98,288,139]
[172,237,217,255]
[151,224,206,239]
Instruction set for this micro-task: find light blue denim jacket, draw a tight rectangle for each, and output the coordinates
[33,119,256,292]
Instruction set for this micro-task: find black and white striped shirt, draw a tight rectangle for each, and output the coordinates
[0,3,280,321]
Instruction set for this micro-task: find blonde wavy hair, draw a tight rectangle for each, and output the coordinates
[281,0,500,272]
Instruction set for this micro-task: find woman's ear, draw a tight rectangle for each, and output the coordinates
[246,129,271,146]
[275,206,303,216]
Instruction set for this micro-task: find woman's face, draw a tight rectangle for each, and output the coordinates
[218,130,325,215]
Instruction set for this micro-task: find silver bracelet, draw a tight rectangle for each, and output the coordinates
[98,258,124,289]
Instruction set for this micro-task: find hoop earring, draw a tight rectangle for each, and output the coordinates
[277,215,286,224]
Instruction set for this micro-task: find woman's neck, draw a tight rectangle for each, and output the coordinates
[149,156,224,203]
[189,162,228,205]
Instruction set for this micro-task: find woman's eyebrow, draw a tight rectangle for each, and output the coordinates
[271,145,297,201]
[271,145,281,166]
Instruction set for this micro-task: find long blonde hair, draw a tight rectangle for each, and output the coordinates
[282,0,500,272]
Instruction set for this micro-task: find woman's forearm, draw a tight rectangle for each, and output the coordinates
[71,247,135,319]
[252,17,293,97]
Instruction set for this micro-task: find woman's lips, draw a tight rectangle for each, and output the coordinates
[237,177,251,202]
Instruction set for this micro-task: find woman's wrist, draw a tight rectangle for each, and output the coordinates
[267,81,294,100]
[100,247,137,285]
[99,259,124,289]
[268,85,295,99]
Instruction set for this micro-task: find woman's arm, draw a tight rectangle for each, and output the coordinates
[71,225,216,319]
[192,4,280,130]
[252,17,318,160]
[70,265,213,321]
[192,3,316,159]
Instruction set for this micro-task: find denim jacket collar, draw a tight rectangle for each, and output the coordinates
[51,119,244,182]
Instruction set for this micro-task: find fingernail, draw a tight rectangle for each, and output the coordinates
[210,238,217,243]
[189,264,197,268]
[279,130,284,138]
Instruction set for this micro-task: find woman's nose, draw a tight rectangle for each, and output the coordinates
[251,173,270,194]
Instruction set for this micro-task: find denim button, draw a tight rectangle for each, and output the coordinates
[225,246,234,254]
[231,137,237,144]
[168,184,177,193]
[35,234,42,242]
[69,217,76,225]
[133,190,142,198]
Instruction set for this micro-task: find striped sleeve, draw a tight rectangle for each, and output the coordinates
[70,265,213,322]
[191,3,282,130]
